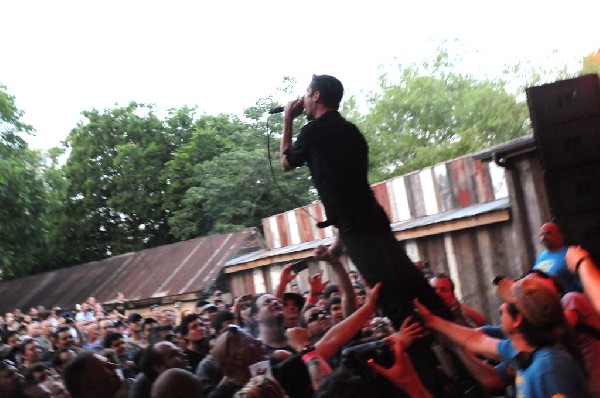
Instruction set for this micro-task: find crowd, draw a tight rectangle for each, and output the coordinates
[1,222,600,398]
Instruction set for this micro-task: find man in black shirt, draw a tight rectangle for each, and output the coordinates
[280,74,457,395]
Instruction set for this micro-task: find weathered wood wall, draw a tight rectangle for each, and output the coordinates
[232,151,551,325]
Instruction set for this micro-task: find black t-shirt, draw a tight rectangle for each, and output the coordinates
[207,380,243,398]
[272,354,313,398]
[185,349,205,373]
[284,111,375,228]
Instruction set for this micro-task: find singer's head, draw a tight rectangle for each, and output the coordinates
[304,74,344,120]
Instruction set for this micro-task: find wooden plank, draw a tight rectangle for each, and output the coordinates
[488,162,509,199]
[393,210,510,241]
[472,160,494,203]
[276,214,289,248]
[420,168,439,216]
[434,164,455,212]
[451,158,473,207]
[269,217,281,249]
[390,176,411,222]
[228,210,510,274]
[372,182,393,220]
[407,171,426,217]
[286,211,301,245]
[296,208,313,244]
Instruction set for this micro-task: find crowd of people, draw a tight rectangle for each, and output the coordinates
[1,222,600,397]
[4,71,600,397]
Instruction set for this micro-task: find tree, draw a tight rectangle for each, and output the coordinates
[59,103,188,265]
[0,84,61,279]
[360,49,531,181]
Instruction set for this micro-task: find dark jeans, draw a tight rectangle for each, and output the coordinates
[337,203,478,397]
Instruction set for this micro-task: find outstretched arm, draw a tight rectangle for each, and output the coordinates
[414,299,501,361]
[314,283,381,360]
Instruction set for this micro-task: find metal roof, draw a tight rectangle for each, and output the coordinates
[471,134,536,161]
[390,197,509,231]
[225,198,509,267]
[0,228,263,313]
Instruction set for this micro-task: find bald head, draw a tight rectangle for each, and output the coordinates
[151,368,202,398]
[539,222,564,251]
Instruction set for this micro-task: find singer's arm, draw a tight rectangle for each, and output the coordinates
[280,98,304,171]
[280,114,294,171]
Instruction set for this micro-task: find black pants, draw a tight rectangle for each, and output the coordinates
[337,203,479,397]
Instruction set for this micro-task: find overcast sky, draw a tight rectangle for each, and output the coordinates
[2,0,598,151]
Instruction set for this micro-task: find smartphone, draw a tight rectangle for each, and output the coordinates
[291,259,309,273]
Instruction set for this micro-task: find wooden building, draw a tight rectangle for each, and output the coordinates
[224,134,551,324]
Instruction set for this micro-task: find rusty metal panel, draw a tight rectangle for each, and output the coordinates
[0,229,259,314]
[372,182,393,220]
[472,160,494,203]
[262,218,273,250]
[296,208,313,243]
[451,158,473,207]
[276,214,288,248]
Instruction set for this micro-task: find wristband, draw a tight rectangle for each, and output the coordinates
[575,257,588,274]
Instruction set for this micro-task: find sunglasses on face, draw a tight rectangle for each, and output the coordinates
[307,310,329,324]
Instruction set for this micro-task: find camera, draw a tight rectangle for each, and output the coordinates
[341,339,394,368]
[291,259,310,273]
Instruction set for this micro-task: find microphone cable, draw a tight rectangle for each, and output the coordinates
[265,113,320,225]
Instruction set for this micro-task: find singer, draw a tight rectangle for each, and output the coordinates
[280,75,462,395]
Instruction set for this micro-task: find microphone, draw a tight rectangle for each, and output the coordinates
[268,106,284,114]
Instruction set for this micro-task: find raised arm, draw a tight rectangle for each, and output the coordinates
[314,283,380,360]
[314,244,356,317]
[566,246,600,315]
[275,262,297,300]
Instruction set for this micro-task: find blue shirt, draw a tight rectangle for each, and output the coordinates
[496,340,588,397]
[533,247,582,292]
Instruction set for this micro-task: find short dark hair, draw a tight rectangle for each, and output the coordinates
[326,296,342,312]
[102,332,123,349]
[180,314,201,337]
[323,284,340,300]
[310,74,344,110]
[211,310,235,332]
[63,352,95,398]
[249,293,267,316]
[139,344,165,381]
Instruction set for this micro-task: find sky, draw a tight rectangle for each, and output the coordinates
[2,0,598,151]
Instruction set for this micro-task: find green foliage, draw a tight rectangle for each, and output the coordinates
[360,50,531,181]
[2,46,589,279]
[0,84,67,279]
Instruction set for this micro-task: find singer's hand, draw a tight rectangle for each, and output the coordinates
[284,98,304,120]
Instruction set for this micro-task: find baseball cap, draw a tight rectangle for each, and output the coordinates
[497,277,563,326]
[201,303,218,313]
